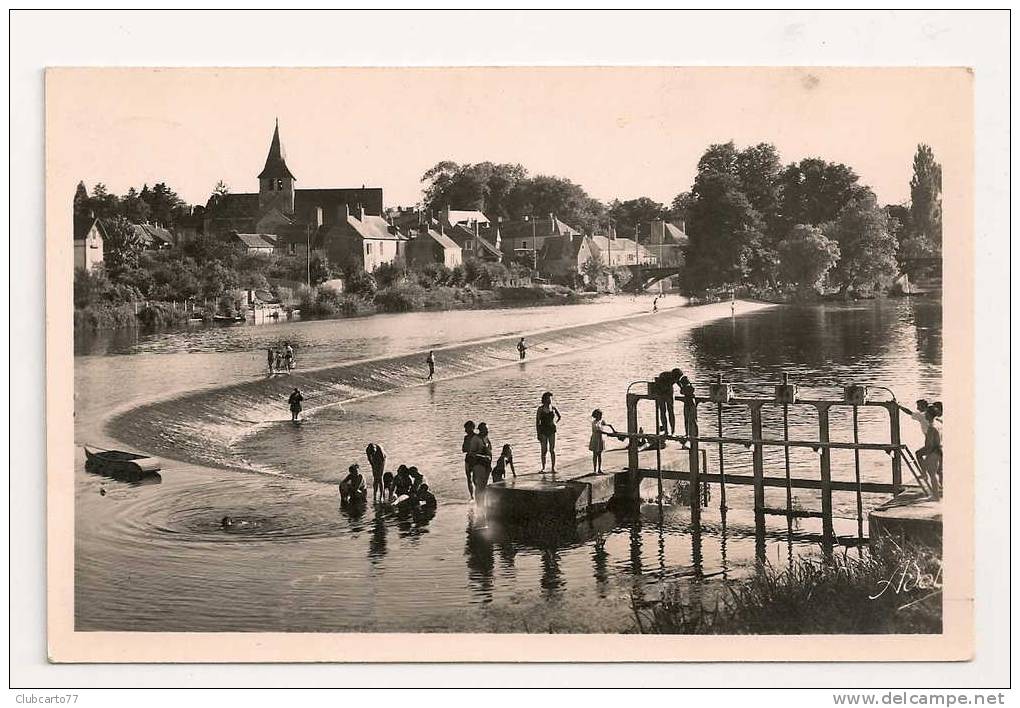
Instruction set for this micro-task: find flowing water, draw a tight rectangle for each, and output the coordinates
[74,295,942,632]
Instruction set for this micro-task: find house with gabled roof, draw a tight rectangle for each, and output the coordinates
[445,222,503,264]
[73,216,107,272]
[131,222,174,250]
[316,204,403,272]
[232,232,279,255]
[408,228,463,269]
[499,213,581,260]
[538,233,597,279]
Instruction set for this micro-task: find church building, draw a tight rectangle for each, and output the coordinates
[204,121,389,269]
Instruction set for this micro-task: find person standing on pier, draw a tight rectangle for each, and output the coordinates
[287,387,304,422]
[462,421,478,499]
[921,406,943,498]
[469,422,493,499]
[589,409,618,474]
[898,399,932,465]
[536,391,562,473]
[425,350,436,381]
[517,337,528,360]
[365,443,387,504]
[652,368,695,440]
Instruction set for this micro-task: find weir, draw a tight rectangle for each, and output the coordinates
[485,372,940,562]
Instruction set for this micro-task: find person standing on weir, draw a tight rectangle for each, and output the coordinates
[425,350,436,381]
[517,337,528,360]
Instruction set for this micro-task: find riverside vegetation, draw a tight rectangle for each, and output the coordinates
[74,142,942,331]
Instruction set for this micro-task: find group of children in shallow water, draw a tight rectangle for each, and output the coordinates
[336,443,437,512]
[267,342,295,375]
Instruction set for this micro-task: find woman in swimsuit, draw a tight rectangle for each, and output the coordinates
[535,391,562,473]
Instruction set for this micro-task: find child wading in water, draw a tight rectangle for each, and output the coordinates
[287,388,304,422]
[491,444,515,483]
[589,409,618,474]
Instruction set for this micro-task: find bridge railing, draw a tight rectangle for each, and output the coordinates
[623,373,917,548]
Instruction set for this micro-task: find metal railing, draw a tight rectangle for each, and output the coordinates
[623,373,919,545]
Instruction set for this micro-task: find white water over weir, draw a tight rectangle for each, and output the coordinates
[108,300,773,475]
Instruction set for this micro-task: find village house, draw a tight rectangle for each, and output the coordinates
[644,219,689,265]
[73,216,106,272]
[131,222,174,250]
[589,229,659,267]
[407,227,463,269]
[204,120,384,269]
[315,204,403,272]
[445,221,503,264]
[232,232,279,255]
[499,213,581,260]
[538,233,598,280]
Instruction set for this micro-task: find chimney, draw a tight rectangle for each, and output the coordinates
[473,221,480,238]
[312,206,323,229]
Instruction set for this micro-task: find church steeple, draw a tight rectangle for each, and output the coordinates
[258,119,295,181]
[258,119,295,214]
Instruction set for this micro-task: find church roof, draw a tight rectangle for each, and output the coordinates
[257,121,296,181]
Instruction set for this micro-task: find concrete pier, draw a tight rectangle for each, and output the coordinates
[483,451,631,520]
[868,489,942,551]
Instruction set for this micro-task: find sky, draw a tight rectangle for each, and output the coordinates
[48,67,970,211]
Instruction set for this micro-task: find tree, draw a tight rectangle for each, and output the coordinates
[908,144,942,253]
[608,197,666,241]
[735,143,782,238]
[507,174,604,231]
[685,170,764,289]
[825,195,899,294]
[581,253,607,287]
[120,187,152,223]
[421,161,527,217]
[101,216,146,277]
[777,225,841,291]
[87,183,120,220]
[141,182,186,226]
[73,266,111,308]
[776,158,871,235]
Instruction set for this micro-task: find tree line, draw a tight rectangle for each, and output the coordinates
[420,143,942,294]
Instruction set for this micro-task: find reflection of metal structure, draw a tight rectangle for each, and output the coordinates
[623,374,929,560]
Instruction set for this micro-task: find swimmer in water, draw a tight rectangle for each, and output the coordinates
[339,463,368,505]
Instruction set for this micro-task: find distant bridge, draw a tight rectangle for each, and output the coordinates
[620,264,683,293]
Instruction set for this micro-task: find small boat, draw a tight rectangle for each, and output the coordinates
[84,446,161,482]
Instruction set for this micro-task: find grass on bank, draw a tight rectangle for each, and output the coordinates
[634,539,942,634]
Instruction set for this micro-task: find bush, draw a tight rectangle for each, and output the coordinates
[374,261,408,288]
[374,282,427,312]
[137,302,191,328]
[344,268,378,297]
[414,262,451,288]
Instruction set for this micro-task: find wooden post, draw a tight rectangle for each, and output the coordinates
[626,392,641,500]
[655,405,663,504]
[817,404,835,543]
[852,404,864,540]
[888,402,904,493]
[750,402,766,546]
[686,397,701,528]
[716,402,727,510]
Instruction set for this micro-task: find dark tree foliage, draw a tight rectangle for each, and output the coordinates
[776,158,872,235]
[685,171,765,289]
[608,197,666,241]
[908,144,942,253]
[825,194,899,294]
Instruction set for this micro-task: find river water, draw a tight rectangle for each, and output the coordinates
[74,294,942,633]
